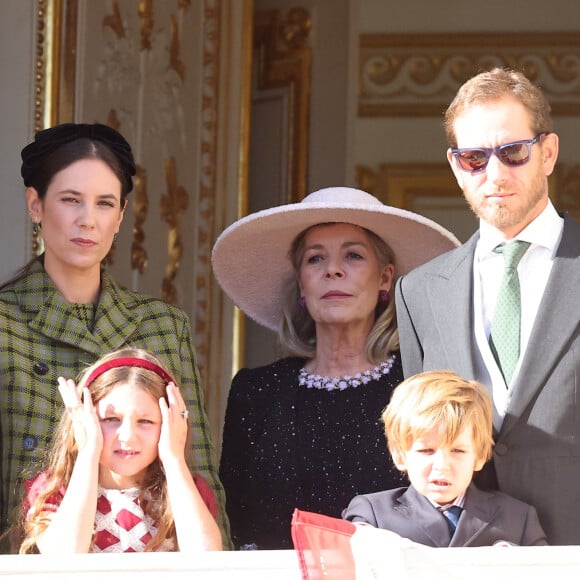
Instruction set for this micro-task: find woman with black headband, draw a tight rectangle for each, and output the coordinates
[0,123,229,550]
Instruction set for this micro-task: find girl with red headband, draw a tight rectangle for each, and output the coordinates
[16,348,222,553]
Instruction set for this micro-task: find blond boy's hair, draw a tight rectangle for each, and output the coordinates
[383,370,494,465]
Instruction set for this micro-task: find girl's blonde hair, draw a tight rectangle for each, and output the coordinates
[19,348,183,553]
[383,370,494,466]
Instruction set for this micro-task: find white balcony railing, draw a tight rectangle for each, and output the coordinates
[1,546,580,579]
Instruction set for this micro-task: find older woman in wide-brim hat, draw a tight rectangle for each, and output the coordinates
[212,187,460,550]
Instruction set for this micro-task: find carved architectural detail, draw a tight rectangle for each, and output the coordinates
[103,0,126,39]
[34,0,49,134]
[131,165,149,273]
[556,165,580,220]
[253,7,312,202]
[138,0,153,50]
[193,0,221,371]
[169,14,186,82]
[359,33,580,117]
[33,0,50,255]
[356,163,460,208]
[161,157,188,305]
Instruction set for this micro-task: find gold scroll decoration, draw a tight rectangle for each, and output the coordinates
[138,0,153,50]
[359,32,580,117]
[131,165,149,273]
[103,0,125,39]
[160,157,188,305]
[556,165,580,221]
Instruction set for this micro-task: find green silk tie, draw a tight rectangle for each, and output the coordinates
[489,241,531,385]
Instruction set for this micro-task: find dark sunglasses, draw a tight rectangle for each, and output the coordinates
[451,132,549,174]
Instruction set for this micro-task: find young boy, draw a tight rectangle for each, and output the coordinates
[344,371,548,547]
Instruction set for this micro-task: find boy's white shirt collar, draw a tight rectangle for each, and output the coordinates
[423,488,466,510]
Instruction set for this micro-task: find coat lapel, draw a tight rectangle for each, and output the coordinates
[501,216,580,437]
[425,234,479,379]
[17,262,142,357]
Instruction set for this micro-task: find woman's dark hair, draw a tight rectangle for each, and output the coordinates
[20,123,136,206]
[25,138,133,207]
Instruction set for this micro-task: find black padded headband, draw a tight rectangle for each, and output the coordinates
[20,123,136,191]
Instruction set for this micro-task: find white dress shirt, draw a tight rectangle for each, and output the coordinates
[472,201,564,429]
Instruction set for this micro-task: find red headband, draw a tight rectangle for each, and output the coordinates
[83,357,176,389]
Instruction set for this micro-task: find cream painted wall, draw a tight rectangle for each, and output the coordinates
[0,0,35,282]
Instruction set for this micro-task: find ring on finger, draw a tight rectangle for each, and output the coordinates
[180,410,189,419]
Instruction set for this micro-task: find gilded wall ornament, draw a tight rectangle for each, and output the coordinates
[160,157,188,305]
[131,165,149,274]
[359,32,580,117]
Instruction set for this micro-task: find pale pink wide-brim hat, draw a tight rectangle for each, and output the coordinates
[212,187,460,331]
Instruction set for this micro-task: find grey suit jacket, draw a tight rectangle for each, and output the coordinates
[344,483,548,547]
[395,215,580,545]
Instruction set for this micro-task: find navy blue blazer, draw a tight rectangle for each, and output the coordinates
[344,483,548,547]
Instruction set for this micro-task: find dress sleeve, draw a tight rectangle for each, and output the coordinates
[219,368,254,548]
[22,472,64,518]
[192,473,218,519]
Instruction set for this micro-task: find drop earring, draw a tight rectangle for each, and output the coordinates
[378,289,389,303]
[32,221,40,234]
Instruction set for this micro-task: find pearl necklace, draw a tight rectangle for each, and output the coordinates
[298,354,396,392]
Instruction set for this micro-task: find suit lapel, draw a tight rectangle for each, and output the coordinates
[425,234,479,379]
[502,216,580,437]
[396,486,450,547]
[450,484,496,547]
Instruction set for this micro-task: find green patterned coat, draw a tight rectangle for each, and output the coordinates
[0,259,230,548]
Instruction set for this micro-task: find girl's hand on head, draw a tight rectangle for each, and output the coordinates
[57,377,103,456]
[158,382,188,466]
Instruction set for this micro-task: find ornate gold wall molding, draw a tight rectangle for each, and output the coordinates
[555,165,580,221]
[161,157,188,305]
[359,32,580,117]
[357,163,460,208]
[34,0,78,131]
[193,0,222,381]
[253,7,312,202]
[131,166,149,273]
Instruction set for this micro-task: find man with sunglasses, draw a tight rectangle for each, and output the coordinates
[395,67,580,545]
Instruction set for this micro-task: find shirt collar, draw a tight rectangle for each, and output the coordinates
[426,490,466,511]
[477,200,563,259]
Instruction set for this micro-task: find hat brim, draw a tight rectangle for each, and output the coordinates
[212,200,460,332]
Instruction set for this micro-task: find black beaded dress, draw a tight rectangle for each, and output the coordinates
[219,353,406,549]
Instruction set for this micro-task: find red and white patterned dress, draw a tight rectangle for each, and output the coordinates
[92,486,174,552]
[23,472,217,552]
